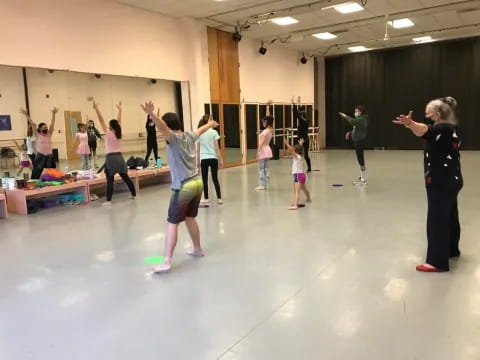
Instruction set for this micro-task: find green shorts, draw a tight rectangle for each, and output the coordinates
[167,178,203,224]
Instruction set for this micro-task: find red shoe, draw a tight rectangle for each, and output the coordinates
[416,264,447,272]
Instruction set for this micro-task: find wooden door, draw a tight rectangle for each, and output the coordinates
[64,111,82,160]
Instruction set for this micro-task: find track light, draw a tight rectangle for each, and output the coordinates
[232,27,242,42]
[94,74,102,79]
[47,69,55,74]
[258,41,267,55]
[300,53,308,64]
[150,79,157,84]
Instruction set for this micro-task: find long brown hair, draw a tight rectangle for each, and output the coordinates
[198,115,210,128]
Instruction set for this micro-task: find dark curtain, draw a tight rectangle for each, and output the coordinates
[325,36,480,149]
[259,105,267,129]
[274,105,284,146]
[246,104,258,149]
[223,104,240,148]
[174,82,184,131]
[284,105,292,129]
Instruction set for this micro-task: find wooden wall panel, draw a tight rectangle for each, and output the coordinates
[207,27,221,103]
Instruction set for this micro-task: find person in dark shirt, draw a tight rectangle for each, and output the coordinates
[292,96,312,172]
[145,114,159,163]
[87,119,102,168]
[393,96,463,273]
[339,105,368,185]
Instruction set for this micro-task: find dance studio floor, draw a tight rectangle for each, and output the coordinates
[1,150,479,360]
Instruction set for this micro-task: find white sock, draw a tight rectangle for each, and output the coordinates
[360,170,365,180]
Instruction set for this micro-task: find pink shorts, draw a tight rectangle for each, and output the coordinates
[21,160,30,167]
[293,173,306,184]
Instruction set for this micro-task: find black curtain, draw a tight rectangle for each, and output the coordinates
[246,104,258,149]
[325,36,480,150]
[274,105,284,146]
[223,104,240,148]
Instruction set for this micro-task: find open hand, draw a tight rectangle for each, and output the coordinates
[266,99,273,106]
[393,111,414,127]
[51,107,59,114]
[19,108,29,116]
[345,132,351,141]
[93,101,99,110]
[219,160,224,169]
[116,101,122,110]
[299,138,305,145]
[141,101,155,115]
[338,112,347,118]
[208,119,219,128]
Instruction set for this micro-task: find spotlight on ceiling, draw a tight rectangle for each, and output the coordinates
[94,73,102,79]
[232,27,242,42]
[150,79,157,84]
[47,69,55,74]
[258,41,267,55]
[300,53,308,64]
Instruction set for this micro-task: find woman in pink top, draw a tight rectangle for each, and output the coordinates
[20,107,58,179]
[72,123,91,170]
[92,100,136,207]
[256,100,274,190]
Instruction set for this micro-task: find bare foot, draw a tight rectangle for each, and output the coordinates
[288,206,298,210]
[185,249,205,257]
[152,262,171,273]
[102,201,112,207]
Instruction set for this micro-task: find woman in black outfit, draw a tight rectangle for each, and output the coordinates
[292,96,311,172]
[393,96,463,272]
[145,113,158,163]
[87,119,102,168]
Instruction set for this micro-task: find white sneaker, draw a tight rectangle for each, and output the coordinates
[102,201,112,207]
[217,199,223,205]
[353,177,367,186]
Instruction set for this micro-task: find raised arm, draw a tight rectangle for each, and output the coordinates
[48,107,58,135]
[14,140,22,152]
[20,108,36,130]
[393,111,429,137]
[116,101,122,124]
[266,100,272,117]
[283,136,295,153]
[93,101,107,133]
[141,101,171,139]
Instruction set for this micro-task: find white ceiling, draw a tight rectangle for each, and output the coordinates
[117,0,480,56]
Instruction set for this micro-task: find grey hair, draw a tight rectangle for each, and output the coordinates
[427,96,458,124]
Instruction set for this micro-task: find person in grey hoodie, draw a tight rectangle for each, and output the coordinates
[339,105,368,185]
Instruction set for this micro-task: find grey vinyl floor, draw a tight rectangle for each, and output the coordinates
[1,150,479,360]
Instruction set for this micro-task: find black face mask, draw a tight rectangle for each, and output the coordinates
[41,129,48,134]
[424,117,434,125]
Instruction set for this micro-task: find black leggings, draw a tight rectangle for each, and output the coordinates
[88,142,97,157]
[426,187,461,270]
[145,139,158,162]
[28,153,36,164]
[106,170,136,201]
[31,153,56,179]
[201,159,221,200]
[298,138,312,172]
[354,140,365,169]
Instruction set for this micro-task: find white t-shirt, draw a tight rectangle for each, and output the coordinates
[291,154,305,174]
[197,128,220,161]
[26,136,36,155]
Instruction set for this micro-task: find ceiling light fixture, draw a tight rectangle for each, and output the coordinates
[300,52,308,64]
[413,36,433,43]
[348,46,369,52]
[271,16,299,26]
[330,2,365,14]
[258,41,267,55]
[232,26,242,42]
[388,18,415,29]
[312,32,338,40]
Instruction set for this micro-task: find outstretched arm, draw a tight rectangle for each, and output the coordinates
[20,108,36,130]
[195,119,219,138]
[93,101,107,133]
[116,101,122,124]
[48,107,58,135]
[393,111,428,137]
[283,136,295,153]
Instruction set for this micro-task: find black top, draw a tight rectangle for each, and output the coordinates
[87,126,102,143]
[145,116,157,140]
[422,123,463,189]
[293,105,309,140]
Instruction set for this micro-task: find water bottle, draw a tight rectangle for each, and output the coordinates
[156,157,162,168]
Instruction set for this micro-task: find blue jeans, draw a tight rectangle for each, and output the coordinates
[258,159,269,188]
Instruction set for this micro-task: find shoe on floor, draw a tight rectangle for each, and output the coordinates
[416,264,447,272]
[353,177,367,186]
[255,186,266,191]
[217,199,224,205]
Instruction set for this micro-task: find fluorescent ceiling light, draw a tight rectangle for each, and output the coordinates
[271,16,299,26]
[348,46,369,52]
[334,2,365,14]
[388,18,415,29]
[413,36,433,43]
[312,32,338,40]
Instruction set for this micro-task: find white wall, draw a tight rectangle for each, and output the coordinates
[0,0,210,126]
[239,38,315,104]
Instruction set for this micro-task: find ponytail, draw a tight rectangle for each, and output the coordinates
[109,119,122,139]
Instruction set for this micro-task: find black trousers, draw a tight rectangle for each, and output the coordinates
[31,153,56,179]
[297,138,312,172]
[88,141,97,157]
[28,153,36,164]
[145,138,158,162]
[354,140,365,168]
[426,187,461,270]
[105,170,136,201]
[201,159,221,200]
